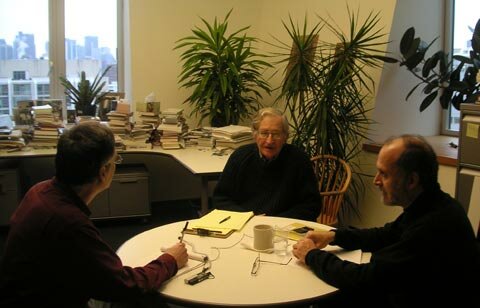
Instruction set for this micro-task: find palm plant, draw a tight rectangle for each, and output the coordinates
[174,10,272,127]
[59,65,112,116]
[270,8,396,223]
[272,9,396,160]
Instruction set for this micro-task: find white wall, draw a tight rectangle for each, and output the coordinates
[370,0,445,143]
[127,0,397,126]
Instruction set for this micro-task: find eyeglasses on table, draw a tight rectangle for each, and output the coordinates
[251,252,292,276]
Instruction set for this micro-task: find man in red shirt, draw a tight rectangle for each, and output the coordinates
[0,121,188,307]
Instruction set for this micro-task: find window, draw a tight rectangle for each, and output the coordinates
[0,0,122,119]
[443,0,480,134]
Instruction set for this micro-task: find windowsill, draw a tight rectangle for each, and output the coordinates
[362,135,458,167]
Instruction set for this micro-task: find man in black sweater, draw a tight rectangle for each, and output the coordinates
[213,107,321,221]
[293,134,480,307]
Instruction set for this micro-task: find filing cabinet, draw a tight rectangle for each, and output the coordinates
[456,104,480,237]
[0,168,20,226]
[90,164,150,220]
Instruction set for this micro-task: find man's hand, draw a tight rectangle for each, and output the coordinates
[305,230,335,249]
[164,243,188,269]
[292,238,317,264]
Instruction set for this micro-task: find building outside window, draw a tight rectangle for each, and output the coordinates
[444,0,480,133]
[0,0,121,120]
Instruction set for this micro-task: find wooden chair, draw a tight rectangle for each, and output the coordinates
[311,155,352,226]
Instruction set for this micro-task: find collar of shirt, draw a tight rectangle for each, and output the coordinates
[52,177,92,216]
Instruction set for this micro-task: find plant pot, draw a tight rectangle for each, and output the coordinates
[76,115,100,124]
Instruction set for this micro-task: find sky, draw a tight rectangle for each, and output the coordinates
[0,0,117,57]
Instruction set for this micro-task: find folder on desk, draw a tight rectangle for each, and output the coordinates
[186,209,254,238]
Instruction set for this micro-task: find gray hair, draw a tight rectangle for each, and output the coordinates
[251,107,289,138]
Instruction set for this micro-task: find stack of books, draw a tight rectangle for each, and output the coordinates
[136,101,160,126]
[29,105,64,148]
[211,125,253,149]
[107,102,132,137]
[184,127,212,147]
[0,129,26,150]
[157,108,188,149]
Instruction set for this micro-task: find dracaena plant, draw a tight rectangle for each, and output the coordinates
[398,18,480,111]
[269,8,397,224]
[59,65,112,116]
[174,10,272,127]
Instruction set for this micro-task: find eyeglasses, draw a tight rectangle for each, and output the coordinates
[250,253,292,276]
[257,131,284,140]
[114,154,123,165]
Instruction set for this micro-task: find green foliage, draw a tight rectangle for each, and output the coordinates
[398,18,480,111]
[174,10,272,127]
[270,8,396,224]
[59,66,112,116]
[272,8,395,161]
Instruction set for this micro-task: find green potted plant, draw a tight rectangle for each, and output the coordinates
[59,65,112,117]
[174,10,272,127]
[270,9,396,223]
[272,9,396,160]
[397,18,480,111]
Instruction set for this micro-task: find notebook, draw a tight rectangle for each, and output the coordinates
[186,209,254,238]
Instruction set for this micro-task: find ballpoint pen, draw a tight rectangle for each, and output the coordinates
[218,216,231,224]
[179,221,189,243]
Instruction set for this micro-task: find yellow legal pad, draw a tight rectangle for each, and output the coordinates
[186,209,254,238]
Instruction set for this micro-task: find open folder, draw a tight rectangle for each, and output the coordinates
[186,209,254,238]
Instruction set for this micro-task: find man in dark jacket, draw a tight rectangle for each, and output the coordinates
[0,121,188,307]
[293,134,480,307]
[213,107,321,221]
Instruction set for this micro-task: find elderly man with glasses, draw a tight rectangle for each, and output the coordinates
[213,107,321,221]
[0,121,188,307]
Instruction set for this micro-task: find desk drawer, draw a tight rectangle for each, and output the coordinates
[0,168,20,226]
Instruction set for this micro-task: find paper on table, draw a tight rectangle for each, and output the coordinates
[276,222,331,241]
[189,209,254,231]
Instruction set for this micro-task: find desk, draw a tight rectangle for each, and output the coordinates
[0,146,229,214]
[117,216,362,307]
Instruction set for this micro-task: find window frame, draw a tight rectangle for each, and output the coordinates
[441,0,457,136]
[48,0,124,101]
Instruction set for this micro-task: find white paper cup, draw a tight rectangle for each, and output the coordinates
[253,224,274,251]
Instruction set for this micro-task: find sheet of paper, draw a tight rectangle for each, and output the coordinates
[466,123,479,139]
[189,209,254,231]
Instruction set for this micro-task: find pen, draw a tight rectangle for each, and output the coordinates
[179,221,189,243]
[219,216,231,224]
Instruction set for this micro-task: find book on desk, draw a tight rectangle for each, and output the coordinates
[186,209,254,238]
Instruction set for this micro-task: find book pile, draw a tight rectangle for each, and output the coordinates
[136,101,160,126]
[0,129,26,150]
[184,127,213,147]
[29,105,64,148]
[129,123,153,143]
[157,108,188,149]
[211,125,253,149]
[107,102,132,137]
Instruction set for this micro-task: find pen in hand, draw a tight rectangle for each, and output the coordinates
[219,216,231,224]
[179,221,189,243]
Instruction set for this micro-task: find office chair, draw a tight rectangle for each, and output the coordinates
[311,155,352,226]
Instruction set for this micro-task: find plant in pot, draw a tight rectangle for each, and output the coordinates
[270,9,397,224]
[397,18,480,111]
[174,10,272,127]
[59,65,112,117]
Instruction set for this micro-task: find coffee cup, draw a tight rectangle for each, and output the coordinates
[253,224,274,251]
